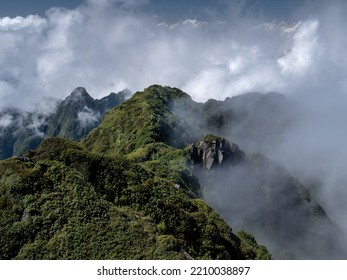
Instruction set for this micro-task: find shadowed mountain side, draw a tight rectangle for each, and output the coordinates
[171,91,297,154]
[0,108,51,160]
[188,135,344,259]
[0,88,127,160]
[45,87,128,140]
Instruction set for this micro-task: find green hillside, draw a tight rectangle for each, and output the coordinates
[0,137,269,259]
[0,85,271,259]
[1,84,341,260]
[83,85,193,155]
[83,85,342,259]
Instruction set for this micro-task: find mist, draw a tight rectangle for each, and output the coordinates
[197,155,344,259]
[173,88,347,259]
[77,106,100,127]
[2,0,347,259]
[169,0,347,259]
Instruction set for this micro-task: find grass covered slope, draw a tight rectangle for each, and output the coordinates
[83,85,194,155]
[0,138,270,259]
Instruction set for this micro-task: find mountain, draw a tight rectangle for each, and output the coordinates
[45,87,128,140]
[0,84,343,259]
[0,88,127,160]
[170,91,298,155]
[84,85,344,259]
[83,85,194,155]
[189,135,341,259]
[0,85,271,260]
[0,108,51,160]
[0,134,269,260]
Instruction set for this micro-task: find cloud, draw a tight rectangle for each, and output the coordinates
[0,1,346,177]
[77,106,100,127]
[1,0,346,110]
[0,15,47,31]
[277,20,320,76]
[0,113,14,128]
[36,8,82,85]
[1,0,347,258]
[0,107,49,137]
[0,0,299,108]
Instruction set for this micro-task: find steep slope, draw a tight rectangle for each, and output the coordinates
[1,84,338,259]
[45,87,127,140]
[0,108,22,159]
[0,85,271,259]
[83,85,194,155]
[83,85,202,198]
[0,108,51,160]
[188,135,343,259]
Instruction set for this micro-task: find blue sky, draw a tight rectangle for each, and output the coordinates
[0,0,82,17]
[0,0,305,20]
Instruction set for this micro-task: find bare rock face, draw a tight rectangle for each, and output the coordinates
[189,134,244,170]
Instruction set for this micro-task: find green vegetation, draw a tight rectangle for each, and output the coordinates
[45,87,126,141]
[0,85,272,260]
[0,137,270,259]
[0,88,126,160]
[2,83,341,260]
[83,85,193,155]
[236,231,272,260]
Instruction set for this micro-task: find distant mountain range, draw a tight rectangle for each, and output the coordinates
[0,87,128,160]
[0,85,344,259]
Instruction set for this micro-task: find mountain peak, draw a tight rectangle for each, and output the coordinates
[72,87,88,95]
[45,87,125,141]
[65,87,93,104]
[83,85,193,156]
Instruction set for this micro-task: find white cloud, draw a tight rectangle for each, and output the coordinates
[277,20,320,77]
[78,106,100,127]
[0,113,14,128]
[36,8,82,84]
[0,0,346,110]
[0,15,47,31]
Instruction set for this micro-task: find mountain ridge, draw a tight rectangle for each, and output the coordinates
[82,85,343,259]
[0,84,344,259]
[0,85,275,260]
